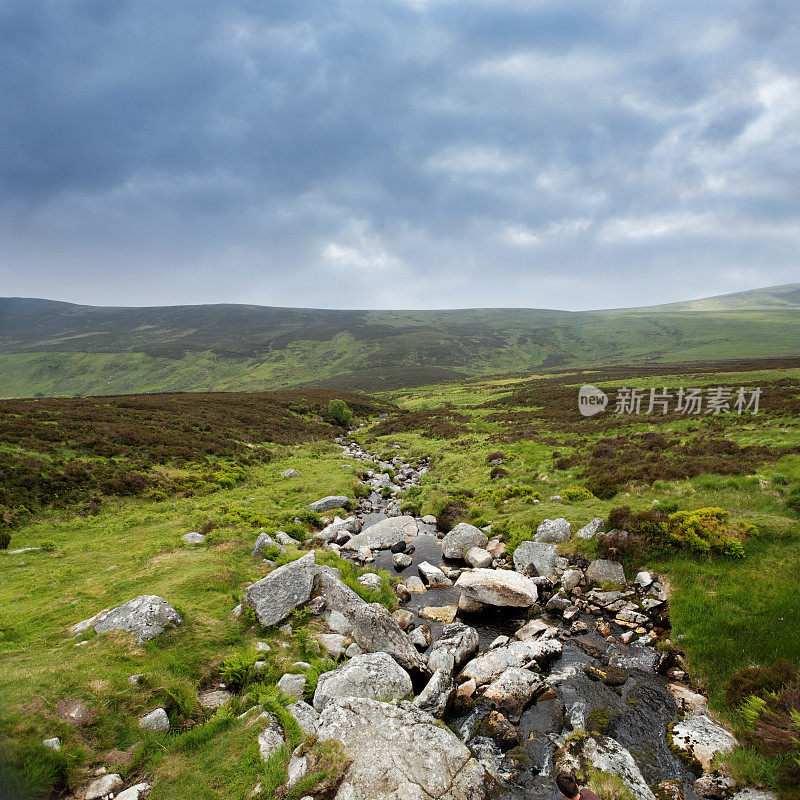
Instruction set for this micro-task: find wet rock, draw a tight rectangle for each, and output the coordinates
[534,518,572,544]
[428,622,480,674]
[91,595,182,642]
[418,561,453,588]
[545,593,571,614]
[515,619,554,641]
[655,781,685,800]
[586,559,626,586]
[576,517,604,539]
[414,668,456,718]
[392,552,412,569]
[85,774,123,800]
[442,523,489,560]
[474,710,520,750]
[308,495,350,513]
[465,547,493,569]
[456,568,538,608]
[315,697,490,800]
[461,639,562,686]
[392,608,415,630]
[410,624,433,649]
[584,664,628,686]
[404,575,427,593]
[390,540,407,553]
[512,541,558,577]
[313,652,412,711]
[482,667,545,722]
[557,731,656,800]
[419,605,458,624]
[139,707,169,732]
[343,516,418,551]
[395,583,411,601]
[243,552,317,627]
[671,714,737,771]
[353,602,429,673]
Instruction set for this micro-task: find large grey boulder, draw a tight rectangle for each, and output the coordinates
[92,596,182,642]
[309,495,350,513]
[576,518,604,539]
[465,547,493,569]
[286,700,320,737]
[243,551,317,627]
[342,516,418,551]
[456,569,538,608]
[313,652,413,711]
[353,603,429,673]
[482,668,545,722]
[414,669,455,718]
[585,559,626,586]
[512,541,558,577]
[442,523,489,560]
[277,673,307,700]
[534,518,572,543]
[314,567,369,625]
[427,622,480,674]
[315,515,362,544]
[460,639,562,686]
[315,697,490,800]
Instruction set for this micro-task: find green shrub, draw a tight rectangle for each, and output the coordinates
[0,531,10,549]
[219,649,260,691]
[328,399,354,428]
[562,485,595,502]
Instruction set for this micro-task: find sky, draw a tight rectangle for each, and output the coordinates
[1,0,799,311]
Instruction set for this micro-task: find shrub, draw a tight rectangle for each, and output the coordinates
[584,473,620,500]
[0,531,10,549]
[328,399,354,428]
[725,660,800,708]
[490,465,508,480]
[485,451,506,463]
[562,485,595,502]
[219,649,261,691]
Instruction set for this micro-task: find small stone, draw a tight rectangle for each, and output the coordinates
[181,532,205,544]
[42,738,60,751]
[392,609,415,631]
[417,561,453,588]
[139,707,170,732]
[357,573,383,591]
[116,783,151,800]
[465,547,493,569]
[392,552,412,569]
[281,469,300,478]
[404,576,426,593]
[409,624,433,649]
[85,774,123,800]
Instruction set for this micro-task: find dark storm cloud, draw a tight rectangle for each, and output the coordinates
[1,0,799,309]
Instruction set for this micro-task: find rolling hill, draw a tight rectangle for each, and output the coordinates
[1,285,799,397]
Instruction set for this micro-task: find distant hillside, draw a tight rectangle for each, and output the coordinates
[1,285,799,397]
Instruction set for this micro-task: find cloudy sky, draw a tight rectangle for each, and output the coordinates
[1,0,799,310]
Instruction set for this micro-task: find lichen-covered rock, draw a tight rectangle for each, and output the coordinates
[461,639,562,687]
[139,707,169,732]
[465,547,493,569]
[92,595,182,642]
[243,551,317,627]
[313,652,413,711]
[534,518,572,544]
[456,569,538,608]
[414,668,455,718]
[85,774,123,800]
[670,714,737,771]
[482,667,545,722]
[428,622,479,674]
[315,697,490,800]
[342,516,418,551]
[576,518,604,539]
[309,495,350,513]
[512,541,558,577]
[442,523,489,560]
[352,602,429,673]
[586,559,626,586]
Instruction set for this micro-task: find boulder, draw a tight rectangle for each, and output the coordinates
[314,652,413,711]
[277,673,307,701]
[281,468,300,477]
[442,523,489,560]
[286,700,320,737]
[253,532,283,557]
[258,716,286,761]
[393,552,412,569]
[460,639,562,686]
[465,547,493,569]
[275,531,299,546]
[474,710,520,750]
[314,567,369,625]
[139,707,169,732]
[309,495,350,513]
[670,714,737,771]
[315,697,490,800]
[357,573,383,591]
[512,541,558,577]
[414,669,455,718]
[419,605,458,624]
[116,784,151,800]
[428,622,480,674]
[392,608,415,631]
[585,559,626,586]
[85,774,123,800]
[456,569,538,608]
[410,624,432,649]
[315,516,362,544]
[534,518,572,544]
[352,603,429,673]
[576,518,604,539]
[243,552,317,627]
[482,667,546,722]
[181,532,205,544]
[198,689,233,710]
[418,561,453,588]
[342,516,418,551]
[561,568,583,592]
[92,596,182,642]
[404,576,426,593]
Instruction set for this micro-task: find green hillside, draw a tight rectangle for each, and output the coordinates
[1,286,799,397]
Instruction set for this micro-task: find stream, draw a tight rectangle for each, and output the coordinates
[333,434,702,800]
